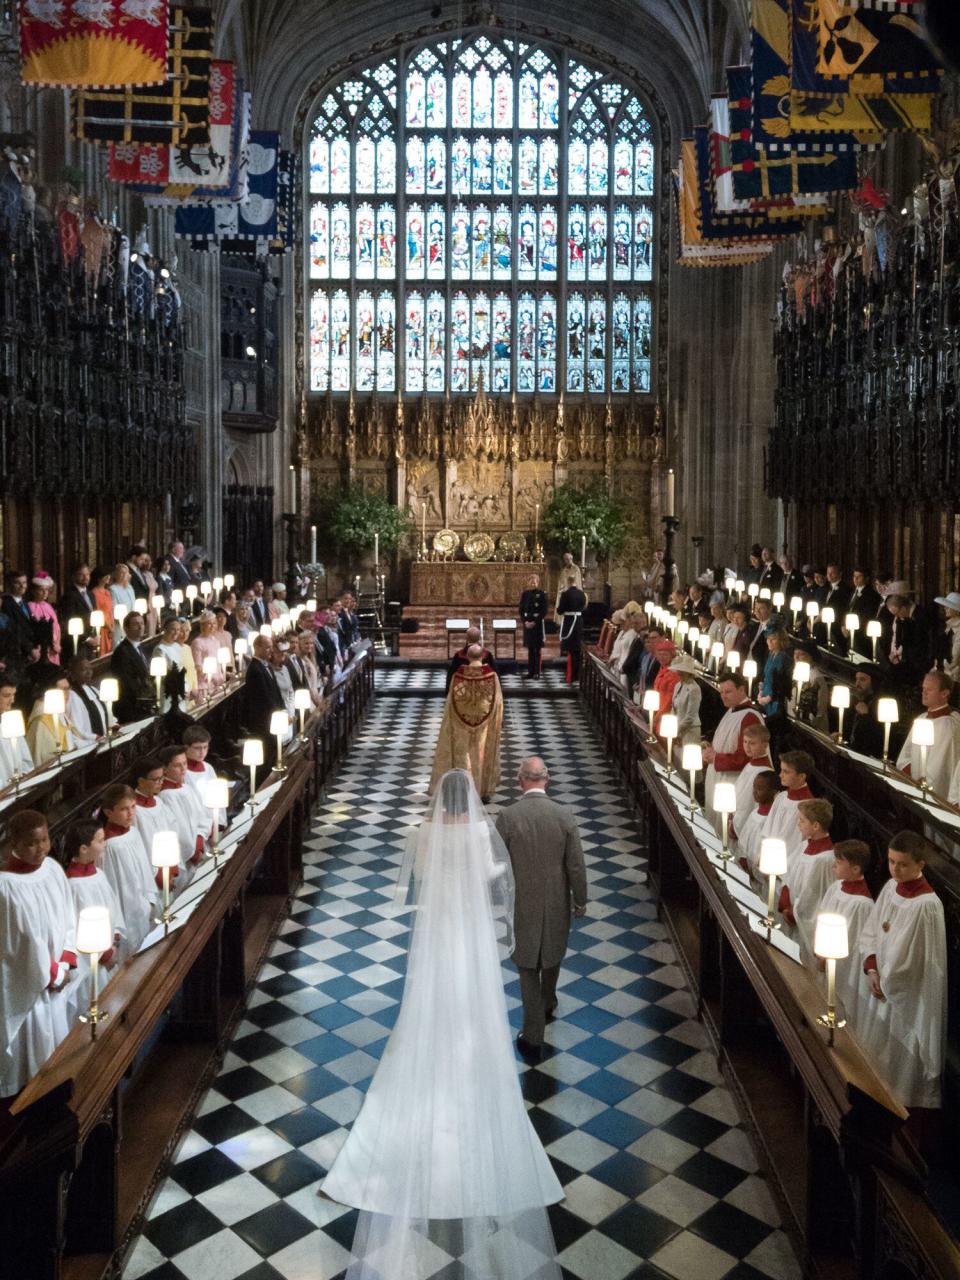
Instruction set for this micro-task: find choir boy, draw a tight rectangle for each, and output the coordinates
[816,839,873,1036]
[777,798,835,963]
[99,784,159,953]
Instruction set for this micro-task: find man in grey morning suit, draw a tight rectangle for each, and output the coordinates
[495,755,588,1061]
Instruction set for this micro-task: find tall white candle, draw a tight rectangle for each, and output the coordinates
[580,535,586,566]
[310,525,317,563]
[666,469,675,517]
[374,532,379,565]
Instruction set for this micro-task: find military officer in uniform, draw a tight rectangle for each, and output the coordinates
[519,574,548,678]
[557,575,588,684]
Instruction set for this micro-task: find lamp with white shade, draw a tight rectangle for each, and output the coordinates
[793,660,811,710]
[203,777,231,865]
[99,678,119,737]
[113,603,128,629]
[149,654,167,707]
[734,579,745,598]
[805,601,819,627]
[133,598,147,616]
[212,576,224,593]
[726,650,741,673]
[759,837,787,939]
[151,830,180,933]
[713,781,737,862]
[1,709,27,790]
[710,640,725,674]
[748,583,759,601]
[259,624,273,639]
[743,658,758,699]
[759,587,771,601]
[89,609,105,655]
[820,606,835,649]
[233,636,248,674]
[243,738,264,808]
[67,616,85,650]
[772,591,785,610]
[305,597,317,612]
[697,633,711,664]
[224,573,235,590]
[660,713,678,774]
[201,655,218,700]
[76,905,112,1039]
[170,589,183,608]
[877,697,899,768]
[789,596,803,628]
[830,684,850,743]
[641,689,659,744]
[911,717,935,791]
[270,710,289,774]
[151,594,164,613]
[43,687,66,760]
[866,618,882,661]
[200,580,212,601]
[217,645,232,680]
[682,742,702,812]
[185,584,198,605]
[814,912,849,1045]
[294,687,313,740]
[644,600,655,619]
[844,614,859,645]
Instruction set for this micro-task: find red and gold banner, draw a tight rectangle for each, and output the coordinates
[19,0,169,88]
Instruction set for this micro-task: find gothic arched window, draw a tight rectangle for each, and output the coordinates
[306,35,655,396]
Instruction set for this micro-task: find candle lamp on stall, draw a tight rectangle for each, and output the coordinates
[201,655,218,700]
[243,738,264,808]
[660,713,678,773]
[1,710,27,790]
[805,601,819,631]
[200,580,212,603]
[734,579,745,600]
[844,613,860,649]
[99,678,119,739]
[877,697,899,769]
[697,634,711,666]
[758,587,771,602]
[151,831,180,934]
[726,650,741,673]
[89,609,105,655]
[67,616,85,653]
[203,777,230,866]
[820,607,836,650]
[233,636,248,675]
[76,906,112,1039]
[759,837,787,940]
[641,690,660,744]
[185,584,198,611]
[772,591,785,612]
[294,687,312,740]
[682,743,702,811]
[789,596,803,629]
[212,576,224,594]
[224,574,235,591]
[814,912,849,1045]
[113,603,128,631]
[710,641,724,675]
[830,684,850,743]
[150,655,167,709]
[911,717,935,792]
[747,583,760,604]
[43,688,66,762]
[170,589,183,610]
[793,660,811,714]
[743,658,757,699]
[713,782,737,863]
[217,645,232,682]
[133,598,147,618]
[270,710,289,774]
[151,594,164,616]
[866,618,882,661]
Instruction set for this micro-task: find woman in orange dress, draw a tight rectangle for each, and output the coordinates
[91,566,114,656]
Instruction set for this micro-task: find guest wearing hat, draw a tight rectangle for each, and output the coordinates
[649,637,679,716]
[934,590,960,684]
[27,573,61,665]
[791,641,829,735]
[666,652,702,745]
[271,582,290,617]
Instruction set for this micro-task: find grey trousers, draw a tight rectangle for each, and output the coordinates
[516,961,561,1046]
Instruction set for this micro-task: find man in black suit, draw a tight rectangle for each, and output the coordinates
[242,635,288,754]
[817,562,852,653]
[757,547,784,592]
[2,570,37,663]
[338,591,361,653]
[126,546,152,604]
[248,580,269,629]
[519,575,548,678]
[167,540,191,590]
[844,566,882,656]
[58,563,96,660]
[110,612,154,722]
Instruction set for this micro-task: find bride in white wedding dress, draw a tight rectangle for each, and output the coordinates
[322,768,563,1278]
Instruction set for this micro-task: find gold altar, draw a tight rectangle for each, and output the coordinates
[410,561,546,608]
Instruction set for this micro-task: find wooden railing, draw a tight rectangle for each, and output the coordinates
[0,655,375,1280]
[581,652,960,1280]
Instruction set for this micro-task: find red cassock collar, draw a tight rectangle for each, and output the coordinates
[925,706,953,721]
[5,855,40,874]
[751,756,773,769]
[186,760,206,773]
[804,836,833,855]
[161,779,181,791]
[786,786,813,801]
[135,793,157,808]
[66,861,97,878]
[841,878,872,899]
[104,823,130,838]
[757,802,773,816]
[896,875,934,899]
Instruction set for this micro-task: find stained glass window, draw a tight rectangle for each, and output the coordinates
[308,38,656,395]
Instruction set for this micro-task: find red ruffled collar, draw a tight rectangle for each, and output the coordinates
[66,861,97,878]
[896,875,934,898]
[135,793,157,808]
[841,878,872,898]
[750,756,773,769]
[757,802,773,816]
[804,837,833,855]
[786,786,813,801]
[186,760,206,773]
[104,823,130,838]
[5,855,41,874]
[161,779,181,791]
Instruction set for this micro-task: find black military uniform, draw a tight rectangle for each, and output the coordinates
[557,584,587,682]
[519,585,548,677]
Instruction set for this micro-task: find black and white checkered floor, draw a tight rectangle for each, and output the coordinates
[123,673,802,1280]
[375,664,572,694]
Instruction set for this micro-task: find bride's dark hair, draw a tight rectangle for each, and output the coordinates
[440,770,472,817]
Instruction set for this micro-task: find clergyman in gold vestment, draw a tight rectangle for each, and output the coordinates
[430,645,503,801]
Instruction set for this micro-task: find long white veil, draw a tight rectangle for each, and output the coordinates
[322,769,563,1279]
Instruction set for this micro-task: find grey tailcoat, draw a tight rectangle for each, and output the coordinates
[495,792,588,968]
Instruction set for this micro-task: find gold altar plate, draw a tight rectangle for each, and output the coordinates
[464,532,496,562]
[432,528,460,557]
[498,531,528,561]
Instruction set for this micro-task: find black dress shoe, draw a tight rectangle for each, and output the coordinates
[545,1004,558,1022]
[516,1034,542,1062]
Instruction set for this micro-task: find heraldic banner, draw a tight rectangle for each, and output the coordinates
[19,0,169,89]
